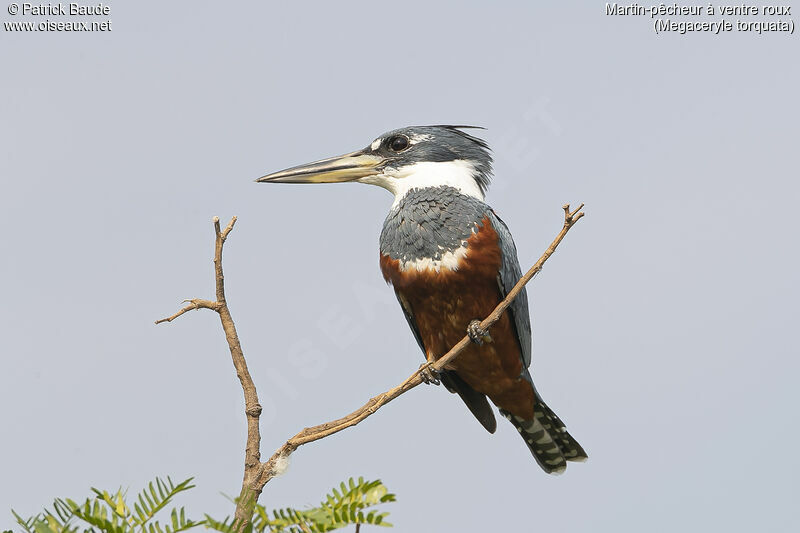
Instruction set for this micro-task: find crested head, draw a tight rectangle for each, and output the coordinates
[258,124,493,208]
[358,125,493,206]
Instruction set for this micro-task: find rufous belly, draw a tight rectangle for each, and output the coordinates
[380,217,535,419]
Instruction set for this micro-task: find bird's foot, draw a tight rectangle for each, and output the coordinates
[467,320,492,346]
[418,362,441,386]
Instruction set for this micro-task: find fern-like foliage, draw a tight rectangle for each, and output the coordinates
[9,476,395,533]
[206,477,395,533]
[11,477,203,533]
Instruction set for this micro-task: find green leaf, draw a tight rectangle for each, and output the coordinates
[14,475,203,533]
[203,514,234,533]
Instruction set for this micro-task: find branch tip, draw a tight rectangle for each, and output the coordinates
[155,298,221,324]
[563,202,585,225]
[569,203,585,218]
[221,216,238,240]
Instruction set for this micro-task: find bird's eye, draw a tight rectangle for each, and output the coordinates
[388,135,410,152]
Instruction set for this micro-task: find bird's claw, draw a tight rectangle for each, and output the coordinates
[467,320,492,346]
[419,362,441,385]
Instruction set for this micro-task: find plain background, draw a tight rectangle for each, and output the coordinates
[2,2,798,531]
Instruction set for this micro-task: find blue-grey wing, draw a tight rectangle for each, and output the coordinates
[486,210,532,368]
[393,291,425,354]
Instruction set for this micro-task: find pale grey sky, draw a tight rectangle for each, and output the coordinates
[1,2,798,532]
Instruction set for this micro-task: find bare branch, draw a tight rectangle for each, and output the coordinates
[157,216,261,532]
[155,299,220,324]
[157,204,586,530]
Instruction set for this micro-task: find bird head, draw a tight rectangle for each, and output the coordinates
[257,125,493,205]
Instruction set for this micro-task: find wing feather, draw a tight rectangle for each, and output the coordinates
[486,210,533,368]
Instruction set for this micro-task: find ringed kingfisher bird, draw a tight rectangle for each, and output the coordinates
[257,125,586,474]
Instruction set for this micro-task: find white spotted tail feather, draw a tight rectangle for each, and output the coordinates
[500,399,587,474]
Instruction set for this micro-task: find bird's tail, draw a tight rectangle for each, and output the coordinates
[500,397,587,474]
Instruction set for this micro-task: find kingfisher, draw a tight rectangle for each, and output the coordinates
[257,125,586,473]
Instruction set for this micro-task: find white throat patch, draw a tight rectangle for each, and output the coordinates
[358,159,484,208]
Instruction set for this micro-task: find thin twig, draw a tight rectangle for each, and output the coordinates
[154,299,219,324]
[157,204,585,530]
